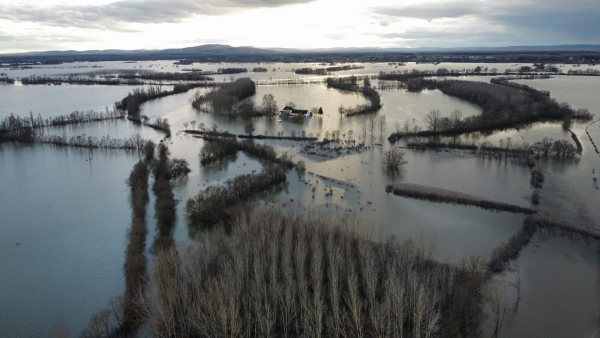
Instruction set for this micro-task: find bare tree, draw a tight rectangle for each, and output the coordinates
[424,109,442,132]
[361,116,368,137]
[450,109,462,128]
[508,263,522,309]
[368,115,377,134]
[262,94,278,116]
[383,148,408,169]
[377,114,387,135]
[486,281,508,337]
[244,121,255,136]
[394,121,402,134]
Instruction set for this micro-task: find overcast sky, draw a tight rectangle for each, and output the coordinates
[0,0,598,53]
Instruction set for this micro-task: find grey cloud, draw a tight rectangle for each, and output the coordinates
[0,0,316,30]
[373,3,480,21]
[372,0,600,21]
[371,0,600,46]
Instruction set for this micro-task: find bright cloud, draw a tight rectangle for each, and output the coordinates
[0,0,598,52]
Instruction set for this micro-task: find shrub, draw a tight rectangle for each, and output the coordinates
[383,148,408,169]
[168,158,191,179]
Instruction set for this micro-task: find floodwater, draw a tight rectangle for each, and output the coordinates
[1,62,599,337]
[483,233,600,338]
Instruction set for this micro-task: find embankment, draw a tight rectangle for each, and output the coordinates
[386,183,535,214]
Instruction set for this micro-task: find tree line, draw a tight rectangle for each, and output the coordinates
[0,126,152,151]
[199,136,295,169]
[19,75,144,85]
[388,79,594,141]
[190,78,256,116]
[295,65,365,75]
[185,166,288,227]
[406,136,579,160]
[150,143,188,251]
[80,142,190,337]
[0,108,124,131]
[326,77,382,116]
[378,66,600,82]
[118,160,151,336]
[116,71,214,82]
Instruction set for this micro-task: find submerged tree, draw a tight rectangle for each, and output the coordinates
[383,148,408,169]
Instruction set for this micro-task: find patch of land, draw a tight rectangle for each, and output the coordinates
[386,183,536,214]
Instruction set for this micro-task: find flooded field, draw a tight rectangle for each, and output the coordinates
[1,62,599,337]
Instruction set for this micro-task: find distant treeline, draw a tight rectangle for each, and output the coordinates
[190,78,256,116]
[0,109,124,130]
[295,65,364,75]
[171,65,247,74]
[378,67,600,82]
[57,69,215,82]
[0,75,14,84]
[183,129,237,138]
[185,165,287,227]
[566,68,600,76]
[238,134,318,141]
[19,75,145,85]
[388,79,594,141]
[255,78,325,86]
[326,77,382,116]
[0,127,151,150]
[379,68,502,81]
[116,71,214,82]
[252,67,268,72]
[295,67,329,75]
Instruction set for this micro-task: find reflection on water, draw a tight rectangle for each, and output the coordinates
[0,84,166,120]
[0,143,139,337]
[483,233,600,338]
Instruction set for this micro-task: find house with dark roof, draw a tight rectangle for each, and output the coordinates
[278,106,312,117]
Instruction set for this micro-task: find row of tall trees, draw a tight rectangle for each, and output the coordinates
[0,126,151,150]
[140,208,485,337]
[151,144,180,250]
[0,108,123,131]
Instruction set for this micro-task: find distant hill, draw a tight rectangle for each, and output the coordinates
[5,44,600,58]
[1,44,598,64]
[2,44,275,58]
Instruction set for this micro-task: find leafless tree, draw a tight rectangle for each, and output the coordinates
[424,109,442,132]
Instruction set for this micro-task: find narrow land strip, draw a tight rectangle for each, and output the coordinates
[386,183,536,214]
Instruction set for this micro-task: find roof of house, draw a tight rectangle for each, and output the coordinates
[281,106,309,114]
